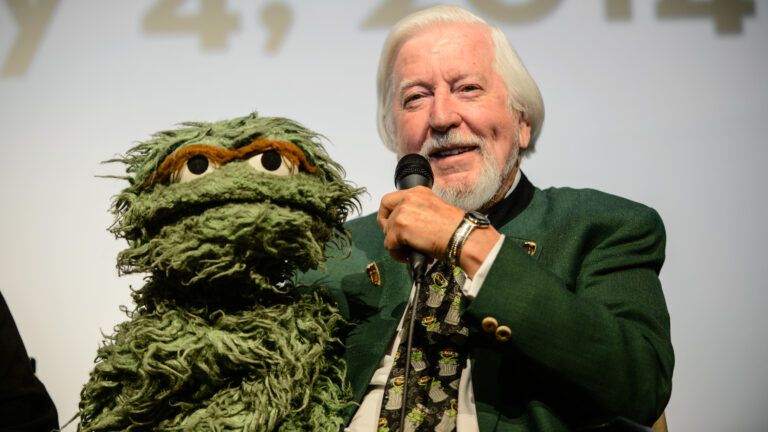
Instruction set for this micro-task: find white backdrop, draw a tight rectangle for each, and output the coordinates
[1,1,766,430]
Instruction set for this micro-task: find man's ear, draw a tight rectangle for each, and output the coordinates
[517,117,532,150]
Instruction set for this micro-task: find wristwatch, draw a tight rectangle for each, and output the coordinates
[446,210,491,267]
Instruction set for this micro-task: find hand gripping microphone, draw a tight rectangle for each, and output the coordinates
[393,154,434,281]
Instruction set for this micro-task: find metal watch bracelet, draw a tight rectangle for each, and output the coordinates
[446,211,491,267]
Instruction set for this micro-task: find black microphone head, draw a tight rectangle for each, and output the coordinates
[394,154,433,190]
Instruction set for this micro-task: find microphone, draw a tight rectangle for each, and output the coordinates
[394,154,434,281]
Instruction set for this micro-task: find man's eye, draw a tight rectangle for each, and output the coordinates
[171,155,217,183]
[248,149,296,176]
[404,94,423,106]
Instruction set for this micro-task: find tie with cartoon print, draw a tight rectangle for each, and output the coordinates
[378,260,469,432]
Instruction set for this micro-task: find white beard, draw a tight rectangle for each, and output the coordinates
[418,130,518,211]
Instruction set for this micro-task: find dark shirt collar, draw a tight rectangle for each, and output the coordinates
[486,172,534,229]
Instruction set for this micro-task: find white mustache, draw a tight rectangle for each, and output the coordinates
[419,131,485,158]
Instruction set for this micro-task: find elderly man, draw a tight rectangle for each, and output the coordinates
[307,5,673,431]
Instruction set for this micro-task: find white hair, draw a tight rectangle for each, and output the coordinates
[376,5,545,155]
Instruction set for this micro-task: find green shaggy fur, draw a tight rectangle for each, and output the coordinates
[79,113,362,431]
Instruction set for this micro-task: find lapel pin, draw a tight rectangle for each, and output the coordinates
[523,241,537,256]
[365,262,381,287]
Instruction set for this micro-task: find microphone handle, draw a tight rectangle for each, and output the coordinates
[409,250,429,281]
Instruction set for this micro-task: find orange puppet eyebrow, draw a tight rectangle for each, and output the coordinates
[148,138,318,185]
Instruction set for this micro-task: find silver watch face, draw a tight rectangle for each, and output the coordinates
[465,211,491,227]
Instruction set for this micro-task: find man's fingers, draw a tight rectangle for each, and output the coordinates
[377,187,463,260]
[377,190,403,229]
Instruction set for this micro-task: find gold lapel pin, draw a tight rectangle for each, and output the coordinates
[366,262,381,286]
[523,241,537,256]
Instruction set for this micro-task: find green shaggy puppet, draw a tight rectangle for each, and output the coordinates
[78,113,361,431]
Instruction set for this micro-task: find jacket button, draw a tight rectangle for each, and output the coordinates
[481,317,498,334]
[495,325,512,342]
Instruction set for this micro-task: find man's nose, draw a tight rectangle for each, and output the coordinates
[428,92,461,132]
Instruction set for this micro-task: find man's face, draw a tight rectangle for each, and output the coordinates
[391,23,530,208]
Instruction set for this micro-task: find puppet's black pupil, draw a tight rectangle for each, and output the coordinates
[187,155,209,175]
[261,150,282,171]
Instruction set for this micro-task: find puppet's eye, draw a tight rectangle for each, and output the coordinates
[172,155,218,183]
[248,150,296,176]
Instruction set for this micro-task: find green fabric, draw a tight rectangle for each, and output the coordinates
[302,185,674,431]
[79,113,363,431]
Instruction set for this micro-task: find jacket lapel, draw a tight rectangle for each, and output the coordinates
[343,256,410,407]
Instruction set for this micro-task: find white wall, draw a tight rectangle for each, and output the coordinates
[1,1,766,429]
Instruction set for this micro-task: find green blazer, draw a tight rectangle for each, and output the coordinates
[304,185,674,431]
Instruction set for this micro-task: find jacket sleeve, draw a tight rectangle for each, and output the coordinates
[0,292,59,431]
[464,205,673,426]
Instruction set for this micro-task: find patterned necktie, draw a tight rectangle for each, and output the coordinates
[378,261,469,432]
